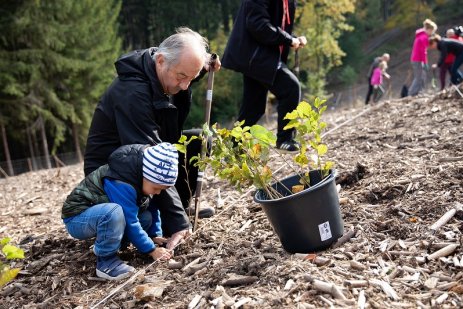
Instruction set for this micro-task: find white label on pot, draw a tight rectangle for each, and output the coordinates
[318,221,332,241]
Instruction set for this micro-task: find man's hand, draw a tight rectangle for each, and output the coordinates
[204,53,221,72]
[149,247,173,261]
[431,63,437,69]
[297,36,307,48]
[152,236,168,246]
[166,229,191,250]
[291,36,307,49]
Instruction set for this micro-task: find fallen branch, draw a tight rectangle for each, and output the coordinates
[369,279,400,300]
[311,279,347,300]
[437,156,463,163]
[344,280,369,288]
[185,261,208,276]
[427,244,459,261]
[331,229,356,249]
[222,275,259,287]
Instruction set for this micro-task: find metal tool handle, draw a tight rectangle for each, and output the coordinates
[193,53,217,231]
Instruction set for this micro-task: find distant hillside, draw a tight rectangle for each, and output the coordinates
[328,16,463,109]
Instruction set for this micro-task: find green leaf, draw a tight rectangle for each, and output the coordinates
[317,144,328,156]
[2,244,25,260]
[297,101,312,116]
[175,144,186,154]
[250,125,276,145]
[0,238,10,247]
[177,135,187,143]
[0,267,20,287]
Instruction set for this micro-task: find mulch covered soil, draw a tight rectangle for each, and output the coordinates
[1,87,462,308]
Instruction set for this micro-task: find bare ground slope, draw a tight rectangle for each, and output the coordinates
[1,87,462,308]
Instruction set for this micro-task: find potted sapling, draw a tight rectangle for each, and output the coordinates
[178,98,343,253]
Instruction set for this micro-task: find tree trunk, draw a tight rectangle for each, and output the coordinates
[72,123,83,163]
[1,124,14,176]
[39,116,52,169]
[31,125,41,169]
[26,126,37,170]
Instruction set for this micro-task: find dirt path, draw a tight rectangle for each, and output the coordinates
[1,87,462,308]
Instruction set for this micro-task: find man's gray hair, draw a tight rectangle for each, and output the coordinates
[154,27,209,67]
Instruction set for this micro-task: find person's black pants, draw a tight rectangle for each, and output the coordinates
[450,53,463,85]
[238,63,300,144]
[365,77,373,104]
[175,128,203,209]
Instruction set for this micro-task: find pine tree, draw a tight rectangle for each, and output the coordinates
[0,0,121,164]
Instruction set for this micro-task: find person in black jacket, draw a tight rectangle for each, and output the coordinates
[222,0,307,153]
[84,28,220,233]
[429,34,463,85]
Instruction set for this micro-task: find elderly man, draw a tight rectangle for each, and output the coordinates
[84,28,220,248]
[365,53,390,105]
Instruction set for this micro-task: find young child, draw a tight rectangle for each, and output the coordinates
[62,143,185,280]
[370,61,387,103]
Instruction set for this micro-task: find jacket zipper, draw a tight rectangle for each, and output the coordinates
[249,46,260,67]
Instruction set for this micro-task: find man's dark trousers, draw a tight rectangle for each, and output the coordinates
[238,63,300,145]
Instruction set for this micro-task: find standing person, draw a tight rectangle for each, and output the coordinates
[84,27,220,222]
[438,29,463,90]
[430,34,463,86]
[408,19,437,96]
[63,143,180,280]
[222,0,307,153]
[365,53,390,105]
[370,61,387,103]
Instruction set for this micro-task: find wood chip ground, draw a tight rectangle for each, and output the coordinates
[1,88,462,308]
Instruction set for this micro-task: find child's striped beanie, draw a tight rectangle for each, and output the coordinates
[143,143,179,186]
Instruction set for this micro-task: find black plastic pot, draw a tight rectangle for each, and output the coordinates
[254,170,343,253]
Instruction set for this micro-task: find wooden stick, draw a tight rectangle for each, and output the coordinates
[188,294,202,309]
[312,279,347,300]
[222,276,259,287]
[438,156,463,163]
[182,257,201,271]
[331,229,356,249]
[430,208,457,231]
[167,260,183,270]
[369,279,399,300]
[358,290,366,309]
[344,280,369,288]
[185,261,208,276]
[350,260,366,271]
[427,244,459,261]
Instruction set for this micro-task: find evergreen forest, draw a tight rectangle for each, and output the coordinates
[0,0,462,175]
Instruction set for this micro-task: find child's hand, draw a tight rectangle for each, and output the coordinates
[152,236,168,246]
[149,247,173,261]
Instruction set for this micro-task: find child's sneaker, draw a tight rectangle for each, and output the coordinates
[96,255,135,280]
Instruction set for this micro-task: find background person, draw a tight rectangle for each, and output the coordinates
[438,28,463,90]
[222,0,307,153]
[365,53,390,105]
[430,34,463,85]
[370,61,387,103]
[408,19,437,96]
[84,28,220,222]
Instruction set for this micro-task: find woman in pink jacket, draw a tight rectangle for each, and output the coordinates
[408,19,437,96]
